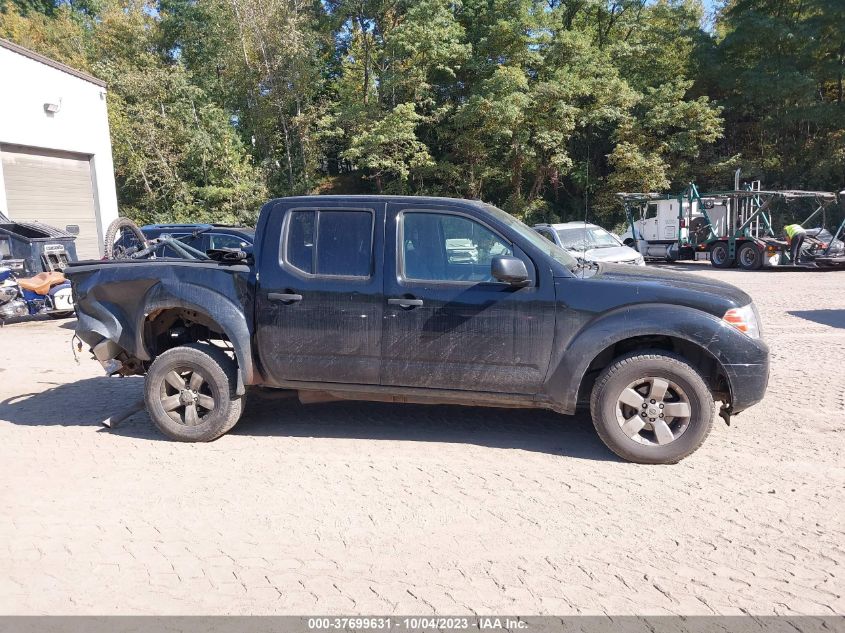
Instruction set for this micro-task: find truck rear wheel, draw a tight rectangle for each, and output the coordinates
[590,351,714,464]
[737,242,763,270]
[144,343,244,442]
[710,242,734,268]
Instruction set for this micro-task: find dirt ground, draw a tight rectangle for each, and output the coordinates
[1,263,843,615]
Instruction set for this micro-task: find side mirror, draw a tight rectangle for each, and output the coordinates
[491,256,530,286]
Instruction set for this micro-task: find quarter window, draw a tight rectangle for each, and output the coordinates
[401,212,512,282]
[285,209,373,277]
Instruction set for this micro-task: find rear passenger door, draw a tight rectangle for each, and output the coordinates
[255,201,384,385]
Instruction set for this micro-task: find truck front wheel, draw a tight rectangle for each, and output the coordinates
[144,343,244,442]
[590,351,714,464]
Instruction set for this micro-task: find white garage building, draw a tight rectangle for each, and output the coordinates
[0,38,118,259]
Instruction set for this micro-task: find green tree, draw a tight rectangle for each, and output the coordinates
[342,102,433,191]
[6,0,837,231]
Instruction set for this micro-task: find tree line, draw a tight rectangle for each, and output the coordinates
[2,0,843,228]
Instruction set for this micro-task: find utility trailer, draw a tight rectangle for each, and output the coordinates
[619,176,843,270]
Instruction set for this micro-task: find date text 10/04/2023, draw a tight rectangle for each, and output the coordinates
[307,617,529,630]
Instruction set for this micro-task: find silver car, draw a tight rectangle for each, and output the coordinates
[533,222,645,266]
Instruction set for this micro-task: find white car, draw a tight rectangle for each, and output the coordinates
[533,222,645,266]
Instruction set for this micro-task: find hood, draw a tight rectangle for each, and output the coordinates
[579,245,641,263]
[567,262,753,318]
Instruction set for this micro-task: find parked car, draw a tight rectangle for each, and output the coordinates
[67,196,769,464]
[534,222,645,266]
[140,223,254,257]
[105,222,255,260]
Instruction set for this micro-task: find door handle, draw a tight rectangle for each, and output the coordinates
[388,297,424,308]
[269,292,303,303]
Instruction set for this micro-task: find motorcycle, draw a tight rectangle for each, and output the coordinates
[0,266,75,321]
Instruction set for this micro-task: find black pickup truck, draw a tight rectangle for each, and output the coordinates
[67,196,769,464]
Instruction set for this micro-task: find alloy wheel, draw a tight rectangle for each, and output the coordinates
[615,376,692,446]
[160,367,217,426]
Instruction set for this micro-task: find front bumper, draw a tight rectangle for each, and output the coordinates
[721,341,770,414]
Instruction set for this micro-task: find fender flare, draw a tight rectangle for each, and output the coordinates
[134,280,255,392]
[545,303,732,413]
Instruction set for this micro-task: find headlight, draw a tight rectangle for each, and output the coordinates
[723,303,761,339]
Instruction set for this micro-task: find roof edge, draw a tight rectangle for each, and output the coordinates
[0,38,107,88]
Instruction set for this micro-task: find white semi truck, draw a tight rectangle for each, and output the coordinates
[618,174,842,269]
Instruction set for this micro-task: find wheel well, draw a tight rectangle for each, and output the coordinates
[577,335,730,406]
[143,308,234,363]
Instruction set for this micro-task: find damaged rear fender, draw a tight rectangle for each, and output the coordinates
[136,280,256,390]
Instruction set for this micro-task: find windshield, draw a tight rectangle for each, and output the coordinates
[480,204,578,271]
[556,226,620,250]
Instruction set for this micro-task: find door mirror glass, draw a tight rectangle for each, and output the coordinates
[491,256,530,286]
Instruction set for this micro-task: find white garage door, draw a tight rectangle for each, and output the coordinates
[1,144,101,259]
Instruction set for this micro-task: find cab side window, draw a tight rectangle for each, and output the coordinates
[209,234,250,250]
[284,209,373,278]
[401,212,512,282]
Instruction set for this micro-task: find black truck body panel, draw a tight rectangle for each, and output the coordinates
[68,259,256,389]
[67,195,769,417]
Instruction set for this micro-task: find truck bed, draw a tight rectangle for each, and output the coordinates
[66,258,256,386]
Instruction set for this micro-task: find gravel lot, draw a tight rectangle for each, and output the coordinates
[1,264,843,615]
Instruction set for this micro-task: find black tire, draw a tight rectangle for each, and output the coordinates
[48,311,75,319]
[104,217,147,259]
[590,351,715,464]
[144,343,244,442]
[737,242,763,270]
[689,217,710,245]
[710,241,735,269]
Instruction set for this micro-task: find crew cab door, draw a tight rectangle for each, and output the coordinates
[255,200,384,385]
[381,201,555,394]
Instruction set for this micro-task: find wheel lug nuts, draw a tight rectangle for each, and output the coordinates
[642,403,647,408]
[650,399,656,404]
[659,403,664,408]
[659,413,664,418]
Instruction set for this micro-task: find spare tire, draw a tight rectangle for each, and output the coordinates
[689,217,710,245]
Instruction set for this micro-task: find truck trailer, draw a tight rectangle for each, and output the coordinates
[619,178,843,270]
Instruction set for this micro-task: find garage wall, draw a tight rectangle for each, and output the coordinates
[1,145,101,259]
[0,41,118,258]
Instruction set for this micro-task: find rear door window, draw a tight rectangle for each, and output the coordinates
[284,209,373,278]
